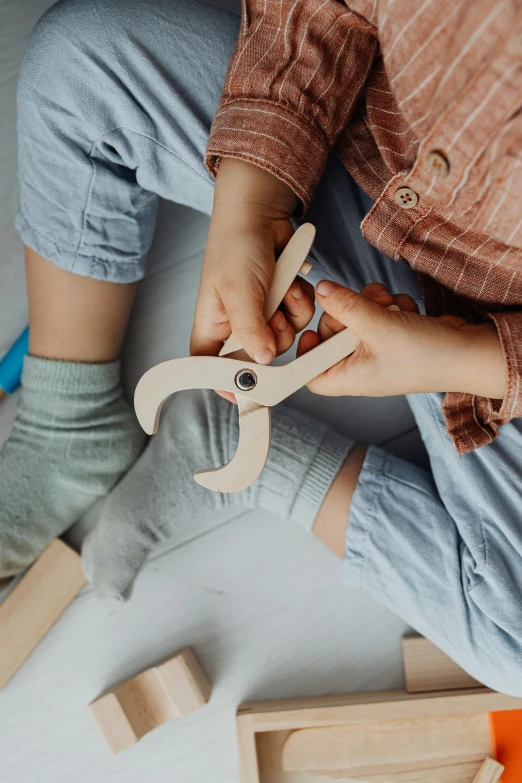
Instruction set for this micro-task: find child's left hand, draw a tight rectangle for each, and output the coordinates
[297,281,507,400]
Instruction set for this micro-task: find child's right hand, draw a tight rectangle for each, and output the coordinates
[190,158,315,401]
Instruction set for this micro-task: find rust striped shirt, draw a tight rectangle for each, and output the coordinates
[205,0,522,453]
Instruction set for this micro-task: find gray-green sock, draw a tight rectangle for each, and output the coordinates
[0,356,146,577]
[82,389,353,602]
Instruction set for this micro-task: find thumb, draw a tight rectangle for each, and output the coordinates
[223,280,276,364]
[315,280,388,336]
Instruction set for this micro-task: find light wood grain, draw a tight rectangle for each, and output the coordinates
[238,688,522,733]
[158,646,212,714]
[240,688,512,783]
[402,635,482,693]
[194,396,271,492]
[89,693,139,754]
[255,728,486,783]
[0,539,85,690]
[321,760,486,781]
[90,646,211,754]
[472,758,504,783]
[219,223,316,357]
[282,713,492,773]
[237,715,261,783]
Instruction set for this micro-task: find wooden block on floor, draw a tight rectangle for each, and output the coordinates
[0,539,86,690]
[402,635,482,693]
[472,757,504,783]
[90,646,212,753]
[281,713,492,775]
[237,688,522,783]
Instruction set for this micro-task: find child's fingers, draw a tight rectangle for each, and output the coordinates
[282,279,315,333]
[191,287,231,357]
[393,293,419,312]
[269,311,297,355]
[296,329,321,358]
[359,283,418,313]
[359,281,393,304]
[299,277,315,300]
[317,312,345,342]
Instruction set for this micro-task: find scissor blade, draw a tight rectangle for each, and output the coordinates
[194,397,270,492]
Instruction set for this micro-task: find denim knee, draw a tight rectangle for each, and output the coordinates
[16,0,161,281]
[18,0,139,153]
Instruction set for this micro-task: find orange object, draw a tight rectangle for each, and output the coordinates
[490,709,522,782]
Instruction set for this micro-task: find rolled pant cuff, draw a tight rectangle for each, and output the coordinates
[16,212,146,283]
[342,444,387,589]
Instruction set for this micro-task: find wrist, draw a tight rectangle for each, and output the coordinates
[214,156,298,217]
[452,323,507,399]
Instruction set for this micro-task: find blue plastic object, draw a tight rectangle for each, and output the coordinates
[0,327,29,394]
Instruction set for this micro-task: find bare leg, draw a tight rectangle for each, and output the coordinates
[25,247,136,362]
[312,446,366,558]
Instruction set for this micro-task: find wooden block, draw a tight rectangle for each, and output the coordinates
[402,635,482,693]
[237,689,522,783]
[257,730,485,783]
[318,761,488,782]
[282,713,492,773]
[472,757,504,783]
[90,646,211,753]
[237,715,261,783]
[0,539,86,690]
[240,688,521,733]
[89,693,139,754]
[157,645,212,713]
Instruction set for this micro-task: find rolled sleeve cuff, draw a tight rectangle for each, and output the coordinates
[441,312,522,454]
[487,312,522,422]
[205,98,330,215]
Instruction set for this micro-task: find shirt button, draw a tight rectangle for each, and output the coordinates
[394,187,419,209]
[427,150,450,178]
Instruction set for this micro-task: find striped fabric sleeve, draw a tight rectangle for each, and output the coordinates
[443,311,522,453]
[205,0,378,213]
[487,311,522,423]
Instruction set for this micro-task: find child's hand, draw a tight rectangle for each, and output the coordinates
[297,281,507,400]
[190,158,314,373]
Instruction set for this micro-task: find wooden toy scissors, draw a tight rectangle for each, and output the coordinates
[134,223,363,493]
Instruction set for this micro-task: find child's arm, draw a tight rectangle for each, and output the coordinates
[205,0,378,217]
[191,0,378,365]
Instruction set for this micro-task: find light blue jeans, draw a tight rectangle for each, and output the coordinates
[17,0,522,694]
